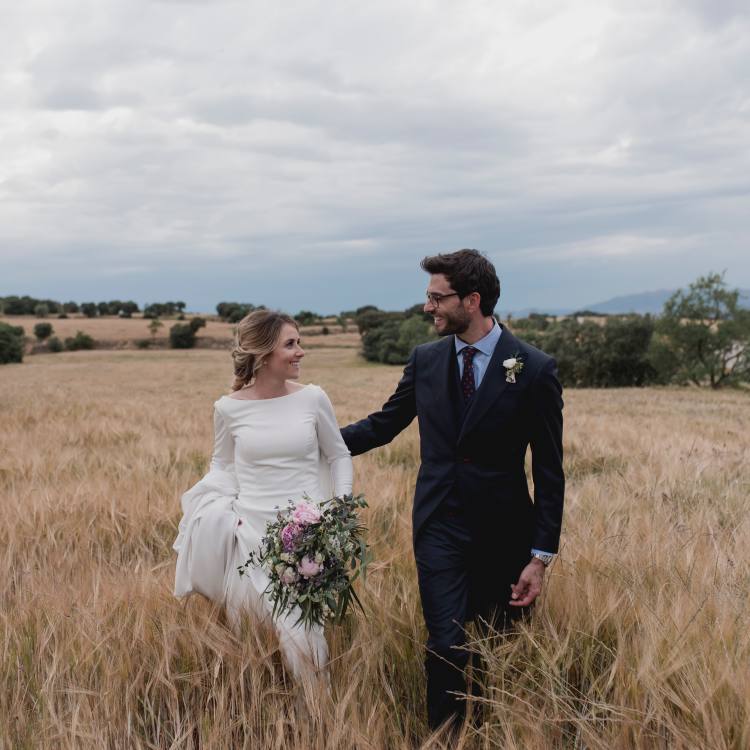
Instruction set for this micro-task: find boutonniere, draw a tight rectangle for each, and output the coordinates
[502,354,524,384]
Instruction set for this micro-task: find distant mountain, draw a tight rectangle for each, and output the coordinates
[581,289,678,315]
[506,287,750,318]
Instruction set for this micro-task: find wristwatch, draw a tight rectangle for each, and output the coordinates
[530,551,555,567]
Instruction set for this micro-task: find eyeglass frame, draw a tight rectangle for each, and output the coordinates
[425,291,461,307]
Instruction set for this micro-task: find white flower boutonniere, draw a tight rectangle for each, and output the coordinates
[503,355,524,384]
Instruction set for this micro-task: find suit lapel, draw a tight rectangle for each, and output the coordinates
[429,336,462,434]
[457,324,520,444]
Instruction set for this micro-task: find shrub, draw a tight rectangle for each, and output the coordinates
[34,303,49,318]
[136,339,151,349]
[169,323,196,349]
[34,322,54,341]
[513,315,657,388]
[148,319,163,339]
[0,322,24,364]
[188,316,207,333]
[65,331,95,351]
[322,326,330,335]
[47,336,64,353]
[57,312,68,319]
[362,315,436,364]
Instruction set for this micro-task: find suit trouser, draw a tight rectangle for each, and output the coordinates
[414,503,530,730]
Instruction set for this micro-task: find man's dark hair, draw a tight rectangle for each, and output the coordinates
[420,249,500,316]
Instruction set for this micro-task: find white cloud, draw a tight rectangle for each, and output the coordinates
[1,0,748,311]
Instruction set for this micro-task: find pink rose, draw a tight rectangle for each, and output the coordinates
[297,555,322,579]
[281,523,302,551]
[292,501,322,526]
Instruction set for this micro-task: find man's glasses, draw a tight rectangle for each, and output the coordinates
[426,292,459,307]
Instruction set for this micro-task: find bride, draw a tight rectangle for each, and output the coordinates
[172,309,353,683]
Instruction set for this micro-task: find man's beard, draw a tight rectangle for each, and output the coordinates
[435,308,471,337]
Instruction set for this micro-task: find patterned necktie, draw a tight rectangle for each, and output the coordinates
[460,346,478,402]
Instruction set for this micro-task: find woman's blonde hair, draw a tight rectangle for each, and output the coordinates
[231,310,299,391]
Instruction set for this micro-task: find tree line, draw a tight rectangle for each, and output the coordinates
[354,272,750,389]
[0,296,187,319]
[2,273,748,388]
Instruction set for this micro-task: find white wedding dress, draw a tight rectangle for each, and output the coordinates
[173,384,353,681]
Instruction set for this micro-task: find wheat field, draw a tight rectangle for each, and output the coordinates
[1,347,748,749]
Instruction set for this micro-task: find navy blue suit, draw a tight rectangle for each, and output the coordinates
[341,324,564,727]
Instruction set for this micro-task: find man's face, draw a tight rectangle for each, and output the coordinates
[424,273,471,337]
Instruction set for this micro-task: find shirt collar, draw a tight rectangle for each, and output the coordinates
[454,319,501,357]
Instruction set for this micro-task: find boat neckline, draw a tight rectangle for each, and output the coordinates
[220,383,313,403]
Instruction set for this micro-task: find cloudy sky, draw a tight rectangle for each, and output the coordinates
[2,0,749,314]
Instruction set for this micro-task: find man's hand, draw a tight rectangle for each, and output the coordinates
[509,558,546,607]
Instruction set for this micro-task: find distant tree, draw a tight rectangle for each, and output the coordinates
[322,325,330,335]
[81,302,98,318]
[2,296,32,315]
[97,301,110,316]
[144,302,182,318]
[336,315,349,333]
[403,303,432,321]
[63,301,80,314]
[651,272,750,388]
[34,303,49,318]
[397,315,436,353]
[148,318,163,340]
[570,310,608,317]
[0,322,24,364]
[361,320,402,363]
[34,322,53,341]
[361,315,436,364]
[65,331,95,351]
[356,309,401,335]
[216,302,259,323]
[169,323,196,349]
[599,315,656,387]
[188,316,207,333]
[295,310,321,326]
[511,313,551,332]
[521,316,656,388]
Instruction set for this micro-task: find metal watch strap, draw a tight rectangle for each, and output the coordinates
[531,551,554,567]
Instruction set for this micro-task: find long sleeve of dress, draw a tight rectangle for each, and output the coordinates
[209,405,235,473]
[315,386,353,497]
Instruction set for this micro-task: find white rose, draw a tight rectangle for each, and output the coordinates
[503,358,517,368]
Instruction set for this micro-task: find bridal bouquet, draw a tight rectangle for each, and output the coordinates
[238,494,369,629]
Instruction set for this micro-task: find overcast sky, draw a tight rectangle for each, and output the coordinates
[1,0,749,314]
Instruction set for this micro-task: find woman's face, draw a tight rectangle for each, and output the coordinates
[265,323,305,380]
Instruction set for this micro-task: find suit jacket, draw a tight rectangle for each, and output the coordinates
[341,324,564,557]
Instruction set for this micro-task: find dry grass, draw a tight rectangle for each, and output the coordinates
[1,348,748,749]
[1,316,359,351]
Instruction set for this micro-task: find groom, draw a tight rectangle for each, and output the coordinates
[341,249,564,730]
